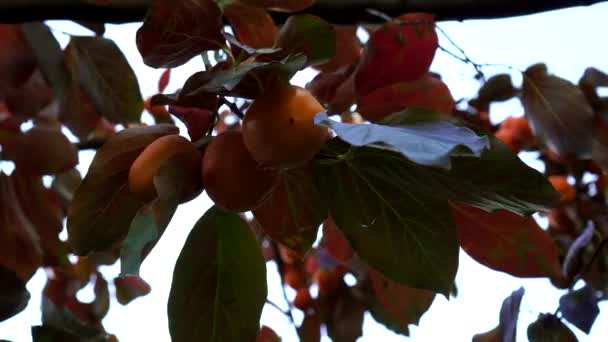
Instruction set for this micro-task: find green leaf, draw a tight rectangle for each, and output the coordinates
[276,14,336,66]
[181,54,307,99]
[314,141,459,295]
[168,206,267,342]
[66,36,143,124]
[67,124,179,255]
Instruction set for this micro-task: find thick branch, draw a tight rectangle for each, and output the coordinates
[0,0,605,24]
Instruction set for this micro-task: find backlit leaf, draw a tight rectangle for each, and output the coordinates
[451,203,562,279]
[369,269,435,330]
[66,36,143,124]
[355,13,437,97]
[522,63,594,159]
[67,124,178,255]
[136,0,224,68]
[314,112,489,169]
[315,25,360,73]
[357,74,455,122]
[168,206,267,342]
[224,2,277,48]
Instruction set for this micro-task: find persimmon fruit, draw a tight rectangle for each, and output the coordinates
[242,84,328,169]
[128,134,202,203]
[548,175,576,204]
[202,130,278,212]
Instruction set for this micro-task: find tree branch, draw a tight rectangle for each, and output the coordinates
[0,0,605,24]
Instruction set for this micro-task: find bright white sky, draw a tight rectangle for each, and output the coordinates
[2,3,608,341]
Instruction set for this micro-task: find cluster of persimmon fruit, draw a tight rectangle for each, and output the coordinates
[127,81,328,213]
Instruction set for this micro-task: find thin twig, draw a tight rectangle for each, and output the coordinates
[270,241,297,329]
[266,299,291,317]
[219,97,244,119]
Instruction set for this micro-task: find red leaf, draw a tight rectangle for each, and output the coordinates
[168,105,214,141]
[224,2,277,49]
[369,268,435,326]
[158,68,171,93]
[307,63,357,113]
[298,313,321,342]
[322,216,353,264]
[252,165,326,255]
[136,0,224,68]
[114,275,152,305]
[256,325,280,342]
[0,25,37,100]
[357,73,454,121]
[315,25,361,73]
[355,13,438,97]
[450,202,563,279]
[5,69,53,118]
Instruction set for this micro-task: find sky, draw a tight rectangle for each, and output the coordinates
[2,3,608,341]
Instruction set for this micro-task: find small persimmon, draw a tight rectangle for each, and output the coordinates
[548,175,576,204]
[128,134,202,203]
[202,130,278,212]
[242,84,328,168]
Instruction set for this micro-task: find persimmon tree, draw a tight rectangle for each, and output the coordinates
[1,1,607,341]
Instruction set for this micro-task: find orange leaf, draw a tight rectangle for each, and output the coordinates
[357,73,455,121]
[224,2,277,49]
[369,268,435,326]
[450,202,562,279]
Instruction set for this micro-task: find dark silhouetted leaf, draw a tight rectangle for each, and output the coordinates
[307,64,356,113]
[168,206,267,342]
[369,269,435,331]
[357,74,455,122]
[253,164,326,255]
[136,0,224,68]
[326,290,366,342]
[275,15,335,66]
[52,169,82,203]
[559,285,599,334]
[0,24,36,100]
[4,126,78,175]
[114,275,151,305]
[528,314,578,342]
[315,142,459,295]
[562,225,594,281]
[0,173,43,280]
[298,313,321,342]
[314,112,489,169]
[451,203,562,279]
[355,13,437,97]
[470,74,518,110]
[5,69,53,118]
[66,36,143,124]
[31,325,83,342]
[67,124,178,255]
[168,105,214,142]
[0,265,30,322]
[522,63,594,159]
[224,2,277,49]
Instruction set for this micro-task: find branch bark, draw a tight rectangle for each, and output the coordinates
[0,0,605,24]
